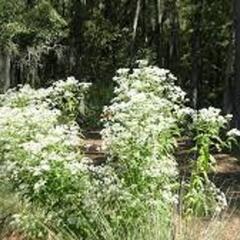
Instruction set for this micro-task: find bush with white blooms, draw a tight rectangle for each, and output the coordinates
[101,61,187,231]
[0,65,238,239]
[102,60,238,221]
[0,78,100,238]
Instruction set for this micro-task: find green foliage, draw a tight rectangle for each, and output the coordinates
[49,77,92,122]
[0,0,236,109]
[183,108,232,216]
[0,0,66,49]
[101,62,188,233]
[179,0,232,106]
[0,79,93,238]
[0,76,91,121]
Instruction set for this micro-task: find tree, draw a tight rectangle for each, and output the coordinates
[190,0,203,109]
[69,0,88,79]
[233,0,240,128]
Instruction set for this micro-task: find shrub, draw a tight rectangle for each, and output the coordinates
[0,76,91,122]
[101,61,187,230]
[102,61,239,220]
[0,78,95,238]
[182,107,232,216]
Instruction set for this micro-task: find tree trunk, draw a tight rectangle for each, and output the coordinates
[129,0,142,67]
[223,34,234,115]
[155,0,164,67]
[169,0,180,72]
[233,0,240,128]
[191,1,203,109]
[142,0,148,45]
[0,50,11,93]
[69,0,88,80]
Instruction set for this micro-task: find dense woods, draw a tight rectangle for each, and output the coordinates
[0,0,238,116]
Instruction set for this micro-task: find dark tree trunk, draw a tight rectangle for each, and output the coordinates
[62,0,65,17]
[169,0,180,72]
[233,0,240,128]
[223,34,234,115]
[191,1,203,109]
[129,0,142,67]
[142,0,148,46]
[155,0,164,67]
[0,49,11,93]
[69,0,88,80]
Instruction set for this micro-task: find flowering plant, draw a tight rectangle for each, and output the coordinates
[183,107,232,216]
[0,78,97,238]
[102,62,239,219]
[0,76,91,122]
[50,77,92,122]
[101,62,188,223]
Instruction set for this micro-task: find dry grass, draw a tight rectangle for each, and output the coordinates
[174,210,240,240]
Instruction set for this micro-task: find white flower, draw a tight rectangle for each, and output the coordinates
[21,141,43,154]
[101,63,186,207]
[136,59,148,67]
[227,128,240,137]
[116,68,129,76]
[177,107,195,118]
[34,180,46,192]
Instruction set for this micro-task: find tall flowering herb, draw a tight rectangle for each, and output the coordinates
[183,107,232,216]
[0,76,91,122]
[102,62,240,219]
[101,62,188,223]
[0,78,96,238]
[50,77,91,122]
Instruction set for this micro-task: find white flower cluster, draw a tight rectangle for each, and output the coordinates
[113,65,186,106]
[0,76,92,122]
[0,95,86,189]
[0,78,144,237]
[227,128,240,137]
[53,76,91,92]
[192,107,231,130]
[102,62,187,210]
[0,78,100,234]
[182,106,234,216]
[50,77,92,120]
[0,84,52,107]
